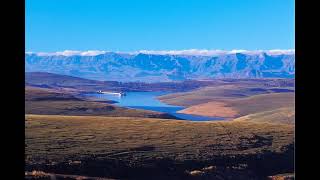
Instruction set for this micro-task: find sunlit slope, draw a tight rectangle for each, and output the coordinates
[178,93,294,118]
[233,107,295,125]
[26,114,294,162]
[158,84,294,107]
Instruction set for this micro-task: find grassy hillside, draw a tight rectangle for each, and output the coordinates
[25,114,294,179]
[25,86,177,119]
[233,107,295,125]
[158,84,294,107]
[26,72,122,92]
[25,86,81,101]
[178,92,294,122]
[225,93,294,116]
[26,72,110,86]
[178,93,294,119]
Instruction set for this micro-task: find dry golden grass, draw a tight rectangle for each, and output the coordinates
[234,107,295,125]
[158,84,294,107]
[158,85,243,106]
[225,93,294,116]
[179,93,294,119]
[26,114,294,163]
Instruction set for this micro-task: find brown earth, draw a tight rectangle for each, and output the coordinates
[178,101,238,118]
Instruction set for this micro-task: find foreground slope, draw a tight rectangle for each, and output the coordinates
[26,114,294,179]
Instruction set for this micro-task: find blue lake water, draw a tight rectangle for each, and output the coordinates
[83,91,224,121]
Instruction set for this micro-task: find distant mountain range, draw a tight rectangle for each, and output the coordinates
[25,50,295,82]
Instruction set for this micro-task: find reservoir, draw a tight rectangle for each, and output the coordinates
[83,91,224,121]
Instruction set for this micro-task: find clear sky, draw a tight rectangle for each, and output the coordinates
[26,0,295,52]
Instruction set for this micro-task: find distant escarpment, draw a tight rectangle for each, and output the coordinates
[26,52,295,82]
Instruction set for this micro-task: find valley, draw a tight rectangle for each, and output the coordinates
[25,72,295,179]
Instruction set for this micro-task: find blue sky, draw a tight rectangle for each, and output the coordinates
[26,0,295,52]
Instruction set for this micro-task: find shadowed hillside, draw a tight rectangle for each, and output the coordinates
[25,86,178,119]
[26,72,295,93]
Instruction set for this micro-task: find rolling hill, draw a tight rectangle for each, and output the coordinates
[158,82,294,107]
[233,107,295,125]
[177,93,294,120]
